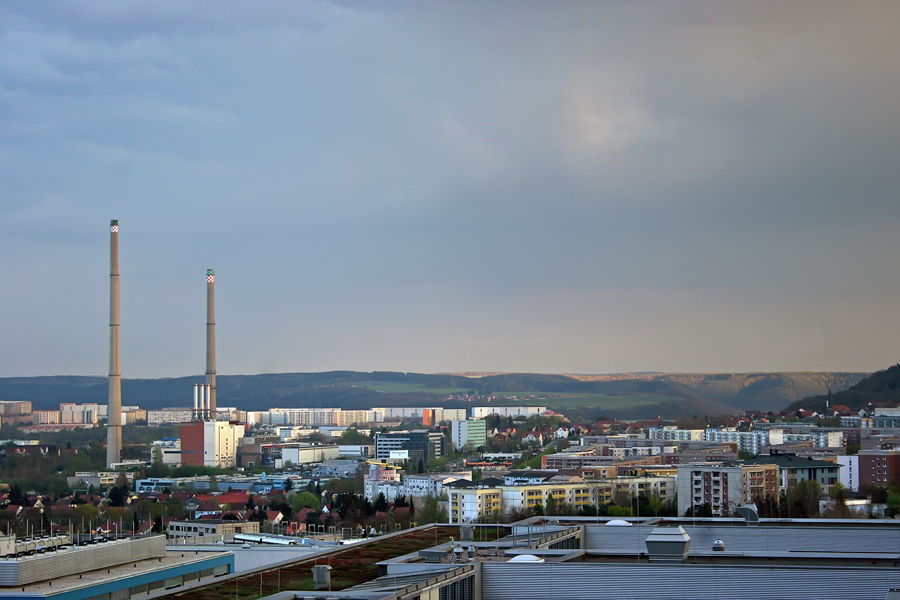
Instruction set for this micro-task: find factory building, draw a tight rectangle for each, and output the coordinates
[180,419,244,468]
[0,534,232,600]
[374,430,445,462]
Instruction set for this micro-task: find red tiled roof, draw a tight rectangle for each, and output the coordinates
[215,493,251,507]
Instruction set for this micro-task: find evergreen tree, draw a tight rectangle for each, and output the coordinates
[9,484,23,505]
[109,486,125,507]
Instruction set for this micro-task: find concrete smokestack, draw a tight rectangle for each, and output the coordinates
[205,269,216,420]
[106,220,123,467]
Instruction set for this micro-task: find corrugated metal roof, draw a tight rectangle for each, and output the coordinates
[482,563,900,600]
[584,524,900,555]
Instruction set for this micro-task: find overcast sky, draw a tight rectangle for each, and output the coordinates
[2,1,899,378]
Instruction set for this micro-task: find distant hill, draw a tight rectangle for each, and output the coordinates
[654,372,867,412]
[787,364,900,413]
[0,370,867,420]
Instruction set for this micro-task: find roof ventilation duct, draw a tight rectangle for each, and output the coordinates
[644,526,691,563]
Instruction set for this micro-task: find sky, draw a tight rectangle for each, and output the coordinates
[1,1,899,378]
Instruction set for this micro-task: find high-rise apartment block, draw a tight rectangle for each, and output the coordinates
[450,419,487,451]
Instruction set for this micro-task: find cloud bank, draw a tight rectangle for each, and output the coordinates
[1,1,898,377]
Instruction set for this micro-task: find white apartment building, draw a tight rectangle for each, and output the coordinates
[499,481,596,514]
[32,410,60,424]
[363,463,469,502]
[837,455,859,492]
[149,408,194,425]
[645,427,705,441]
[874,407,900,417]
[449,487,503,523]
[148,407,240,425]
[364,464,401,501]
[676,464,744,517]
[769,429,843,448]
[60,403,106,424]
[676,463,780,517]
[448,476,676,523]
[608,446,662,459]
[372,407,467,421]
[374,407,426,419]
[470,406,546,419]
[609,476,676,506]
[705,427,844,456]
[248,408,379,427]
[366,479,403,503]
[404,473,471,498]
[263,408,340,426]
[336,410,378,426]
[705,429,768,455]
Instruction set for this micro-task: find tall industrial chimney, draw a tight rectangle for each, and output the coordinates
[206,269,217,420]
[107,220,123,467]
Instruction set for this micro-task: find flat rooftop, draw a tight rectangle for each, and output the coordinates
[12,550,230,597]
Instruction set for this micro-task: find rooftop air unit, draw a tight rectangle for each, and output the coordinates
[420,549,448,563]
[644,526,691,563]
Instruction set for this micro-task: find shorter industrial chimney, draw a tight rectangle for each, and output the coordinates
[192,383,214,421]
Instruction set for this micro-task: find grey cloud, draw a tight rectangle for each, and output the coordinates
[1,1,898,376]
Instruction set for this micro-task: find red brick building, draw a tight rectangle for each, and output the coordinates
[859,448,900,489]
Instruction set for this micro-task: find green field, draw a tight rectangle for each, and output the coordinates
[349,381,471,395]
[348,382,678,411]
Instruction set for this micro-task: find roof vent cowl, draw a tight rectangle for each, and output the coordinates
[644,526,691,563]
